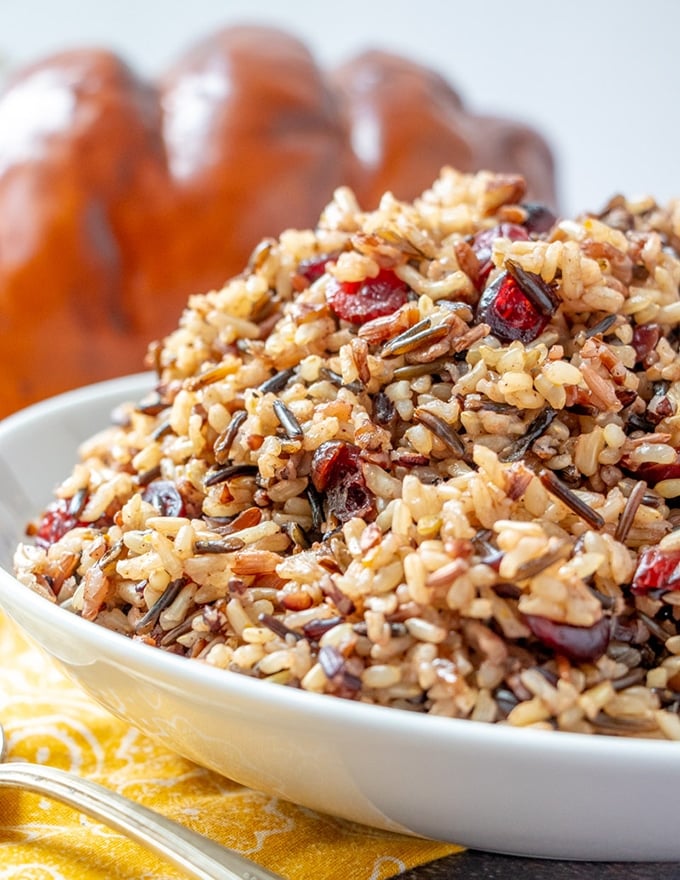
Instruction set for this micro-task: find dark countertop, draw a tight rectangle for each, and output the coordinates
[399,852,680,879]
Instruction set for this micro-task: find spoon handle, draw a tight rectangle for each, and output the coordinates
[0,761,286,880]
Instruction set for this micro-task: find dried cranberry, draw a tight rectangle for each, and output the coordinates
[477,270,552,344]
[310,441,375,523]
[142,480,185,517]
[297,253,336,284]
[631,547,680,594]
[631,323,661,364]
[622,456,680,484]
[35,499,79,548]
[311,441,352,492]
[470,223,529,290]
[521,203,557,235]
[328,477,375,524]
[326,268,409,325]
[524,614,611,662]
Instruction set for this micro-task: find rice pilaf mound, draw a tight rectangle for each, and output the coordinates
[15,168,680,739]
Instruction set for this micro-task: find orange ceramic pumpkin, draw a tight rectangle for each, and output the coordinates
[0,25,555,417]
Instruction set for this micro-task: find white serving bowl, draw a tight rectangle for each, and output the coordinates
[1,373,679,861]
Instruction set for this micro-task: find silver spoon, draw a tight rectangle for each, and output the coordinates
[0,722,287,880]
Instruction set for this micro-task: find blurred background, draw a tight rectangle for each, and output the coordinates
[2,0,678,215]
[1,0,678,415]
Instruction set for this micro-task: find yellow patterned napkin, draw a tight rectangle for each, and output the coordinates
[0,610,460,879]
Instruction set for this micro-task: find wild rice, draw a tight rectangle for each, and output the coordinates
[15,167,680,739]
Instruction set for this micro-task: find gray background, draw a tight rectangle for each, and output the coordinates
[1,0,677,215]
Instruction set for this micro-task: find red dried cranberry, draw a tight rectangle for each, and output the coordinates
[35,499,79,549]
[477,271,551,344]
[326,268,409,325]
[328,477,375,524]
[142,480,185,517]
[524,614,610,662]
[470,224,529,290]
[631,546,680,594]
[311,441,375,523]
[297,253,336,284]
[521,203,557,235]
[623,456,680,484]
[311,441,353,492]
[631,323,661,364]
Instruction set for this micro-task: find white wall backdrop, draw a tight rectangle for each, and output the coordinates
[1,0,677,216]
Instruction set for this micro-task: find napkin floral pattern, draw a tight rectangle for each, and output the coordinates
[0,611,460,879]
